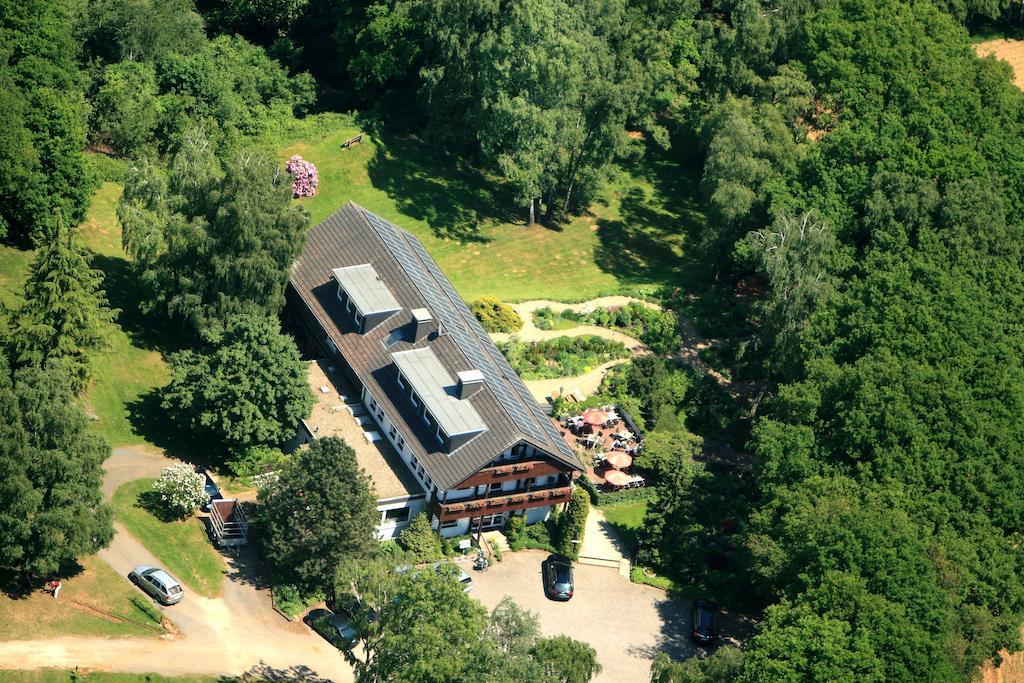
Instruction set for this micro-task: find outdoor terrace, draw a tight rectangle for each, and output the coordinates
[553,405,646,490]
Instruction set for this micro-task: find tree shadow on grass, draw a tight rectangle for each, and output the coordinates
[126,389,226,471]
[90,252,189,355]
[365,128,519,243]
[136,489,180,523]
[594,145,707,291]
[0,561,87,598]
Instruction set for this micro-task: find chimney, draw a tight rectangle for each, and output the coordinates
[410,308,434,342]
[457,370,485,399]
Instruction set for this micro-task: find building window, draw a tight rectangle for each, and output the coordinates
[396,436,405,451]
[388,425,397,439]
[411,392,419,407]
[424,412,433,429]
[384,507,410,523]
[440,519,459,530]
[397,373,405,389]
[436,426,444,444]
[489,482,502,492]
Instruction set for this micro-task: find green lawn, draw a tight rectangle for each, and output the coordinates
[601,500,648,555]
[78,181,172,447]
[281,123,702,302]
[0,180,171,449]
[0,556,163,640]
[0,244,32,311]
[110,479,226,598]
[0,672,221,683]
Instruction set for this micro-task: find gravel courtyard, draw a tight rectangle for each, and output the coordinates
[470,549,696,683]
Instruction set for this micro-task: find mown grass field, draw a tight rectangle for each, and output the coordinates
[0,556,163,640]
[110,479,226,598]
[282,123,701,302]
[78,181,171,447]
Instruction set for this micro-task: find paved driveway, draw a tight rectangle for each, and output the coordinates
[471,550,696,683]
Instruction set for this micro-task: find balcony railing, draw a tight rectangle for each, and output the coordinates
[454,459,567,489]
[434,484,573,522]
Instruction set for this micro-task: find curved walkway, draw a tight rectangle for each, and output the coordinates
[490,296,658,349]
[492,296,749,403]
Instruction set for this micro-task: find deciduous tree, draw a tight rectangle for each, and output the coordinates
[259,437,378,595]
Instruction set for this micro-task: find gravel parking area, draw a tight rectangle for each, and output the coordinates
[471,550,696,683]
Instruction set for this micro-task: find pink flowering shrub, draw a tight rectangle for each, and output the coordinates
[285,155,318,197]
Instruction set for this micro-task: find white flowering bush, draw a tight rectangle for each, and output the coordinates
[152,463,208,519]
[285,155,318,197]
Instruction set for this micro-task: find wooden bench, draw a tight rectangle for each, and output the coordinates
[341,133,364,149]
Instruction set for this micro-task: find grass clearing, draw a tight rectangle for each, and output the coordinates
[110,479,226,598]
[601,500,648,555]
[975,38,1024,89]
[0,556,163,640]
[79,181,170,447]
[282,125,702,302]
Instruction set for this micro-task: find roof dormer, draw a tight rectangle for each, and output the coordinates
[332,264,400,333]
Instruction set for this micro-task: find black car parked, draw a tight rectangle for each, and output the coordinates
[691,600,719,645]
[542,554,574,601]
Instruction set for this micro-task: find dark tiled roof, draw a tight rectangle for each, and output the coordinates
[288,203,582,490]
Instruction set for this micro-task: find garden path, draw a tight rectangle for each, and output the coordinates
[490,295,753,402]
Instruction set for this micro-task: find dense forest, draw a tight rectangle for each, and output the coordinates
[3,0,1024,679]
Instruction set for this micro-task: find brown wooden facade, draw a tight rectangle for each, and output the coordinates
[433,484,574,523]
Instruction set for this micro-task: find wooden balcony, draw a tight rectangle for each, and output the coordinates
[454,459,568,489]
[434,485,573,522]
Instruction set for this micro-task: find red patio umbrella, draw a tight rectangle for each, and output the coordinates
[582,408,609,426]
[605,452,633,470]
[604,469,631,487]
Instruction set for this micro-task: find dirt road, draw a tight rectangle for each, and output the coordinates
[0,448,353,681]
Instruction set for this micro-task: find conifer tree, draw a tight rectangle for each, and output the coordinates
[9,216,116,393]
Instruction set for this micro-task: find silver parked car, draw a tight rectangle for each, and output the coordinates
[129,565,184,605]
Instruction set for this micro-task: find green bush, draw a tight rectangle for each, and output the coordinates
[398,512,443,562]
[272,584,323,620]
[540,303,681,354]
[85,152,129,183]
[506,515,525,541]
[470,296,523,333]
[556,488,590,558]
[227,445,288,480]
[498,335,630,379]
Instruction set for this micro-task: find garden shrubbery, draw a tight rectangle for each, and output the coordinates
[498,335,629,379]
[471,296,523,333]
[151,463,208,519]
[285,155,318,197]
[532,303,681,354]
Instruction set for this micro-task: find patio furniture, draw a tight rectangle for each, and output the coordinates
[582,408,610,426]
[605,452,633,469]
